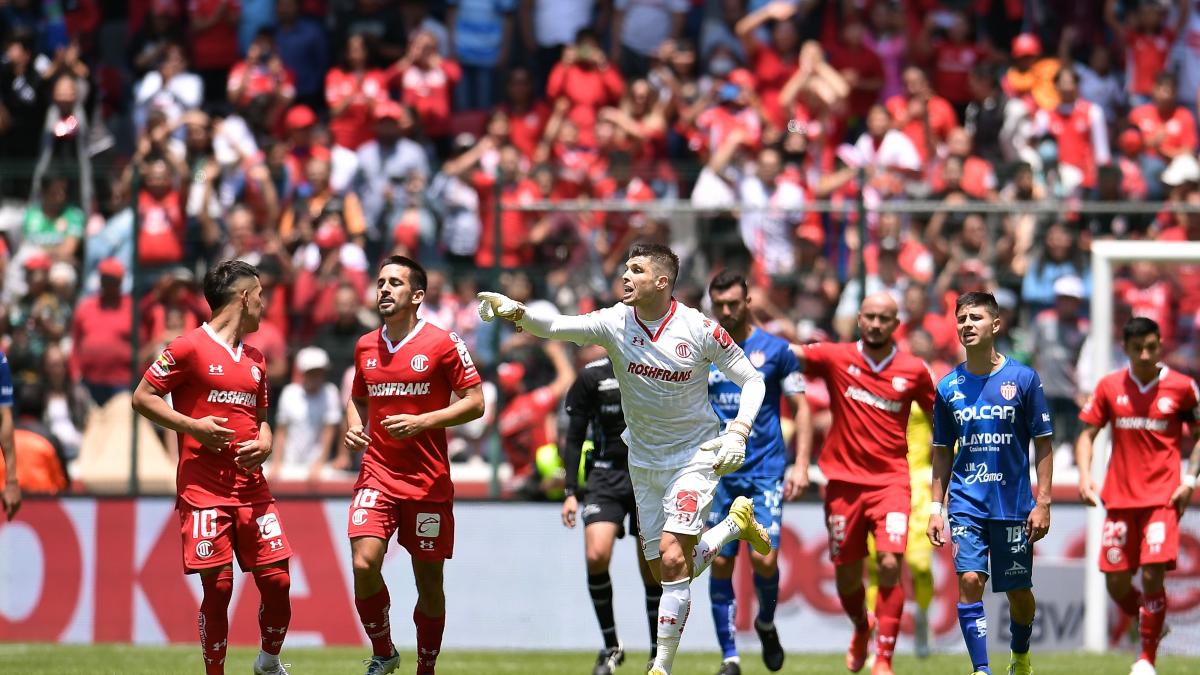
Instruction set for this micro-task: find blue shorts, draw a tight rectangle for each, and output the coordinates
[707,475,783,558]
[949,513,1033,593]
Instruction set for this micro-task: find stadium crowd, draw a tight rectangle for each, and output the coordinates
[1,0,1200,497]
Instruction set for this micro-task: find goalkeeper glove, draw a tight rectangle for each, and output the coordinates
[477,291,527,323]
[701,420,751,476]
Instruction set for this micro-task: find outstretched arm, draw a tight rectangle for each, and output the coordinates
[478,292,611,346]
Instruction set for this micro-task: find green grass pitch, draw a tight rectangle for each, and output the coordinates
[2,645,1199,675]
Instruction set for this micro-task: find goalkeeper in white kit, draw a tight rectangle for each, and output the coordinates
[479,243,772,675]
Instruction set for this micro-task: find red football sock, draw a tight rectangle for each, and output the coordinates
[875,584,904,662]
[1115,588,1142,617]
[199,568,234,675]
[838,586,870,631]
[253,566,292,655]
[355,586,395,658]
[414,608,446,675]
[1139,591,1167,665]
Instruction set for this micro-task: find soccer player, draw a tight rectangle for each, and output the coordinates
[788,292,935,675]
[705,271,812,675]
[561,347,661,675]
[1075,317,1200,675]
[1,349,18,521]
[928,291,1055,675]
[131,260,292,675]
[478,242,772,675]
[343,256,485,675]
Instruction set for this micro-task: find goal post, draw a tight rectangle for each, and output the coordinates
[1084,240,1200,652]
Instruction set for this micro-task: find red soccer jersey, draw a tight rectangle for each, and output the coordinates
[351,321,482,502]
[1079,367,1200,509]
[143,324,272,508]
[802,341,936,486]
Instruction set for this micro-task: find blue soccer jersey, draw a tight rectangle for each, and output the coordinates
[0,351,11,407]
[708,327,804,477]
[932,356,1053,521]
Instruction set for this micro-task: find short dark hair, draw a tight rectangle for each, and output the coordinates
[1155,72,1178,90]
[203,260,260,312]
[628,242,679,288]
[708,269,748,297]
[1122,317,1160,343]
[955,291,1000,317]
[379,255,427,292]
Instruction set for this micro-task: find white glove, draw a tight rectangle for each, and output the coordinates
[701,420,751,476]
[477,291,526,323]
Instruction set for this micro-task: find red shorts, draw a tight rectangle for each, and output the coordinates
[824,480,911,566]
[346,488,455,560]
[1100,506,1179,572]
[176,499,293,573]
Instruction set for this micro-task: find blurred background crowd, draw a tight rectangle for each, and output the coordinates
[1,0,1199,499]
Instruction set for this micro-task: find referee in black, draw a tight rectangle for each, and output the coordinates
[561,350,662,675]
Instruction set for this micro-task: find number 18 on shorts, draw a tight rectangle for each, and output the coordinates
[346,488,456,560]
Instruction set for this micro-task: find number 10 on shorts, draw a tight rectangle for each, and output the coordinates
[192,509,218,539]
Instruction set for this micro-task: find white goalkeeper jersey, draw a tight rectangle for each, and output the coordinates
[521,299,758,470]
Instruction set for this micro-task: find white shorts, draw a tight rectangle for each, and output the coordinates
[629,447,720,560]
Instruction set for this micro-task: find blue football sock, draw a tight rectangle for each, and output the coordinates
[754,571,780,626]
[710,575,738,659]
[957,601,990,674]
[1010,617,1033,655]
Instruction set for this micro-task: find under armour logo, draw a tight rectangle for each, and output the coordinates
[419,540,434,550]
[208,364,224,375]
[266,626,287,634]
[658,616,677,625]
[632,335,646,347]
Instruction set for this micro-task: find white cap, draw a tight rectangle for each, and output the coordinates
[1053,275,1085,299]
[295,346,330,373]
[1162,153,1200,187]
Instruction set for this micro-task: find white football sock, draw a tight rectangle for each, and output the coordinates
[652,579,692,674]
[691,515,742,577]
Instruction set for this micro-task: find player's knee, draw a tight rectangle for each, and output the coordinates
[253,565,291,598]
[352,550,384,580]
[959,571,986,596]
[200,568,234,605]
[1105,572,1132,596]
[658,546,689,581]
[584,547,612,571]
[1142,565,1166,592]
[877,553,902,581]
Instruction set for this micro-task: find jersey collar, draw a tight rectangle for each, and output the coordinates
[1127,365,1167,394]
[856,340,896,373]
[201,322,243,363]
[381,320,426,354]
[633,298,678,342]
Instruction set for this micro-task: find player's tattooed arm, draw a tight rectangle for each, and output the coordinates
[234,409,273,471]
[132,378,234,452]
[1171,423,1200,517]
[784,393,813,500]
[928,443,953,547]
[344,396,370,451]
[1074,424,1103,506]
[1027,435,1054,542]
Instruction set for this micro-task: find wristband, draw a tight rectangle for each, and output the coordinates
[727,420,752,438]
[930,502,944,516]
[1184,474,1197,490]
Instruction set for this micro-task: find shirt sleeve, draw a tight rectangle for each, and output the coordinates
[351,344,367,399]
[1025,370,1054,438]
[703,320,765,427]
[516,303,618,348]
[800,343,828,378]
[779,345,805,396]
[912,365,937,415]
[1078,378,1110,428]
[257,356,270,411]
[444,331,483,391]
[1181,378,1200,423]
[0,352,12,407]
[561,372,594,494]
[931,385,957,448]
[143,336,193,395]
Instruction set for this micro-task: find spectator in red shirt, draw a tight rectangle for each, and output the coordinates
[441,136,538,268]
[497,340,574,481]
[227,29,296,132]
[1106,0,1189,104]
[1115,128,1150,201]
[391,30,461,148]
[885,65,957,165]
[1033,66,1110,192]
[930,127,997,200]
[326,33,390,151]
[894,282,958,360]
[735,1,801,125]
[1129,73,1198,200]
[187,0,241,100]
[498,67,550,159]
[545,28,625,147]
[825,21,885,125]
[291,219,370,339]
[70,258,133,406]
[136,159,187,270]
[915,10,983,116]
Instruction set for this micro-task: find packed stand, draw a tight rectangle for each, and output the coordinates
[1,0,1199,498]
